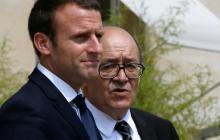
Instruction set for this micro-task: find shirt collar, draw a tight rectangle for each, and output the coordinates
[37,63,77,102]
[85,99,134,137]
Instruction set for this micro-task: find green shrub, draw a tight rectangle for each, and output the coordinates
[105,2,220,139]
[0,37,27,104]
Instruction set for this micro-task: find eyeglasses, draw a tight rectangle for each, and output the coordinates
[99,63,145,79]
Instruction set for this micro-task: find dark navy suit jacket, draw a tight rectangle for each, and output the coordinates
[0,68,100,140]
[131,108,179,140]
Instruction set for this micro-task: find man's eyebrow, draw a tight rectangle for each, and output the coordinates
[124,57,138,62]
[96,30,104,35]
[70,30,89,37]
[100,58,117,63]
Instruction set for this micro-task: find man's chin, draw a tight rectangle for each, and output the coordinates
[87,67,98,75]
[112,102,130,110]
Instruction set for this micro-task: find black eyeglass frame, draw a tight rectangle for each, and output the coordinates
[98,63,145,79]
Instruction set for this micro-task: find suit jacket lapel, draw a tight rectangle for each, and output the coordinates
[29,68,89,140]
[131,108,157,140]
[53,98,90,140]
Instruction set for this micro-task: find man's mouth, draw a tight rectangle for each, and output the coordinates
[82,59,99,65]
[112,88,129,93]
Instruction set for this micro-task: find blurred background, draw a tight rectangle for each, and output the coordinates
[0,0,220,139]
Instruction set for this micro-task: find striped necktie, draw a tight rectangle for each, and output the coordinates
[72,94,100,140]
[115,120,132,140]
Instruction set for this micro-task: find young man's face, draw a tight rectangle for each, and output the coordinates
[48,3,103,90]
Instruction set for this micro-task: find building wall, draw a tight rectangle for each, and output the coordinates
[0,0,36,73]
[1,1,219,94]
[200,0,220,19]
[159,47,220,99]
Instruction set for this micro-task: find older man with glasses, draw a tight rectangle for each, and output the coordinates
[83,26,179,140]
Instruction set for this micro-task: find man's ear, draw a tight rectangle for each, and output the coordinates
[33,32,53,55]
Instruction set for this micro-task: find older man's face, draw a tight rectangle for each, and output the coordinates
[86,28,140,118]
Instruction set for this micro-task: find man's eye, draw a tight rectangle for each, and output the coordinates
[100,63,117,72]
[125,64,137,71]
[96,32,103,42]
[73,34,89,43]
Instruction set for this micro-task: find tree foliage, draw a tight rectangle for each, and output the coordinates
[105,1,220,139]
[0,37,27,104]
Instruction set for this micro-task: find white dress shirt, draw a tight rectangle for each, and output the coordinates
[85,99,141,140]
[37,63,78,103]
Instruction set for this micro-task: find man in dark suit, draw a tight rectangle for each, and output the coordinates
[0,0,103,139]
[84,26,179,140]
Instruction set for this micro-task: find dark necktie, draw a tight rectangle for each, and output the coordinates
[115,120,132,140]
[73,94,99,140]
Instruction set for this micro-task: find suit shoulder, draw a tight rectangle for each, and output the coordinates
[131,108,179,139]
[0,79,49,118]
[1,80,42,105]
[131,108,179,140]
[131,108,173,127]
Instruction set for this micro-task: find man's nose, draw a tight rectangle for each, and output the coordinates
[88,34,102,54]
[113,69,128,82]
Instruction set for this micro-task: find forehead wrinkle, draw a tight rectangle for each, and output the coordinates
[103,44,126,52]
[101,26,140,62]
[102,50,138,64]
[54,4,102,33]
